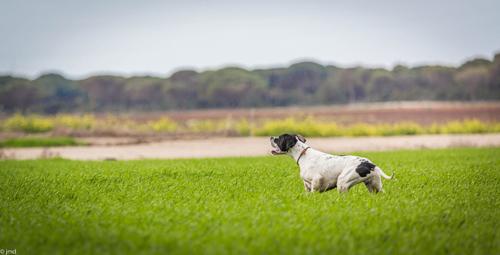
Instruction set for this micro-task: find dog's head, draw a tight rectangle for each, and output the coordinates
[270,134,306,155]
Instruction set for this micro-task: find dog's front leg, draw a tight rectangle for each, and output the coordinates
[310,176,323,192]
[303,179,311,192]
[303,181,310,192]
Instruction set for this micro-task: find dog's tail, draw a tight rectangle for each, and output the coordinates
[375,166,395,180]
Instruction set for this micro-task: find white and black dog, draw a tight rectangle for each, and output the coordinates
[270,134,394,193]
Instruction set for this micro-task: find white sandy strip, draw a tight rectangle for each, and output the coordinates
[2,134,500,160]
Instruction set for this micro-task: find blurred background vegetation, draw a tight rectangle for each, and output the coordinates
[1,54,499,114]
[1,114,499,138]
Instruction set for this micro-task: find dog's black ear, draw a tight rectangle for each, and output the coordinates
[277,134,297,152]
[296,134,306,143]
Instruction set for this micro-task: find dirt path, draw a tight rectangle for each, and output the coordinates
[2,134,499,160]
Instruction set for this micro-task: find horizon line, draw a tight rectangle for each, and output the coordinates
[1,51,498,81]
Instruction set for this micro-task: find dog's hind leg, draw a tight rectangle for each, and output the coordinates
[337,173,351,193]
[338,178,356,193]
[364,180,375,193]
[364,175,383,193]
[337,170,361,193]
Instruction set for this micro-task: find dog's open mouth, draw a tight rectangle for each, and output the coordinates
[270,136,286,155]
[271,148,286,155]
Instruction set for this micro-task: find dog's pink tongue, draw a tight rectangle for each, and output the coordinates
[271,150,283,155]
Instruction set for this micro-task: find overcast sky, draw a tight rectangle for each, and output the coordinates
[1,0,499,79]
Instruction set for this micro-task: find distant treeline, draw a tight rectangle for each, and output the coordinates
[1,53,499,113]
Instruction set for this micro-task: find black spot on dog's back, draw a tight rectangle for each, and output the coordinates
[356,161,376,177]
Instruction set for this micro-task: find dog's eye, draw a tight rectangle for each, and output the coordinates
[274,138,278,143]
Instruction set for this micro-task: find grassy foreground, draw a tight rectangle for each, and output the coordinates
[0,148,499,254]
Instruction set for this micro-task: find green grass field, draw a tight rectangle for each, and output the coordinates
[0,148,499,254]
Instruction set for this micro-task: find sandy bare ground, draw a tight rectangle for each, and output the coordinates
[2,134,500,160]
